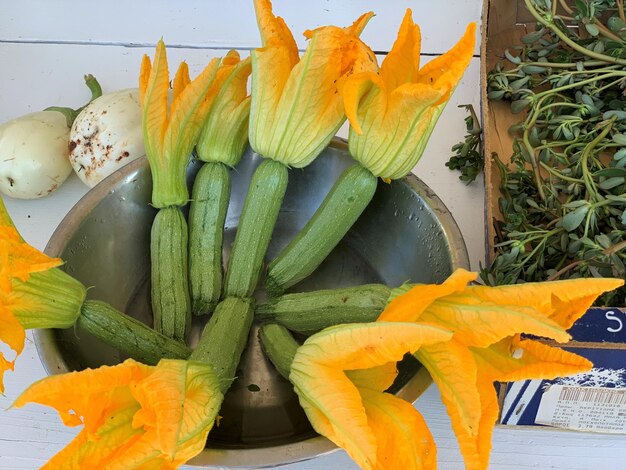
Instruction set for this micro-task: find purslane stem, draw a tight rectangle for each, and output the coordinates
[525,0,626,66]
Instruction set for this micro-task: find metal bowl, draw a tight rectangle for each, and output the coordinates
[36,139,469,468]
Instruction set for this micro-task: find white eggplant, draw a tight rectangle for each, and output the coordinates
[69,89,144,188]
[0,111,72,199]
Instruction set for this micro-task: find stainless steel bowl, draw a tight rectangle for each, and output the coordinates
[36,139,469,468]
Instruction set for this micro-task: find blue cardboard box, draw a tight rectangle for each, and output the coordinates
[498,309,626,433]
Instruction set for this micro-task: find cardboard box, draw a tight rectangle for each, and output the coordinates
[481,0,626,433]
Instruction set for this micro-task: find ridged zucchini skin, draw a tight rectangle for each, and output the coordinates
[266,164,377,295]
[189,162,230,314]
[151,206,191,342]
[224,159,288,298]
[78,300,191,365]
[256,284,390,334]
[190,296,254,392]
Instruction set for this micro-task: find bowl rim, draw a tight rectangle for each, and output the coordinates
[36,139,470,468]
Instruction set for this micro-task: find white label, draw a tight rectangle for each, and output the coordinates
[536,385,626,433]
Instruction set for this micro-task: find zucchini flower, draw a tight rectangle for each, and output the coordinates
[342,10,476,180]
[196,50,252,167]
[139,41,230,339]
[380,269,624,470]
[139,40,223,208]
[189,51,252,314]
[266,10,475,295]
[0,197,84,393]
[13,359,222,469]
[222,0,377,299]
[260,322,453,469]
[259,270,622,469]
[249,0,377,168]
[1,196,187,389]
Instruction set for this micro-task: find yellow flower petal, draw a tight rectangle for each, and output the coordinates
[472,337,593,382]
[122,361,222,467]
[131,359,188,457]
[138,54,151,106]
[347,362,398,393]
[163,57,220,162]
[16,359,222,469]
[298,387,377,468]
[172,61,191,103]
[295,322,452,371]
[348,82,445,179]
[469,278,623,329]
[250,2,377,167]
[0,196,13,227]
[419,292,571,347]
[415,22,476,103]
[141,39,169,171]
[374,270,617,470]
[0,225,62,290]
[449,372,500,470]
[0,350,15,394]
[221,49,242,67]
[42,404,142,469]
[13,359,150,429]
[141,39,226,207]
[361,388,436,470]
[0,300,25,355]
[379,9,421,91]
[380,269,476,322]
[341,71,383,135]
[197,55,252,166]
[290,322,451,469]
[253,0,299,60]
[417,339,483,436]
[344,15,475,179]
[346,11,376,36]
[8,268,85,330]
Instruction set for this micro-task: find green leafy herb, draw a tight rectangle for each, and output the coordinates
[482,0,626,306]
[446,104,485,184]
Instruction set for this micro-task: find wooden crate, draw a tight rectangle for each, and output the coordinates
[483,0,626,434]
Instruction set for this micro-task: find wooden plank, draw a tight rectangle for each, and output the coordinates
[0,0,482,55]
[481,0,529,262]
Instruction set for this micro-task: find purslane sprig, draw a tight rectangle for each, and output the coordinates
[483,0,626,305]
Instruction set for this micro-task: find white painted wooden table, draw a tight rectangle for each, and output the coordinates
[1,1,625,469]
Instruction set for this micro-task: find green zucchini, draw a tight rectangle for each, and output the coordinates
[78,300,192,365]
[190,296,254,392]
[259,323,298,380]
[151,206,191,341]
[189,161,231,314]
[266,164,377,295]
[224,159,288,298]
[256,284,390,334]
